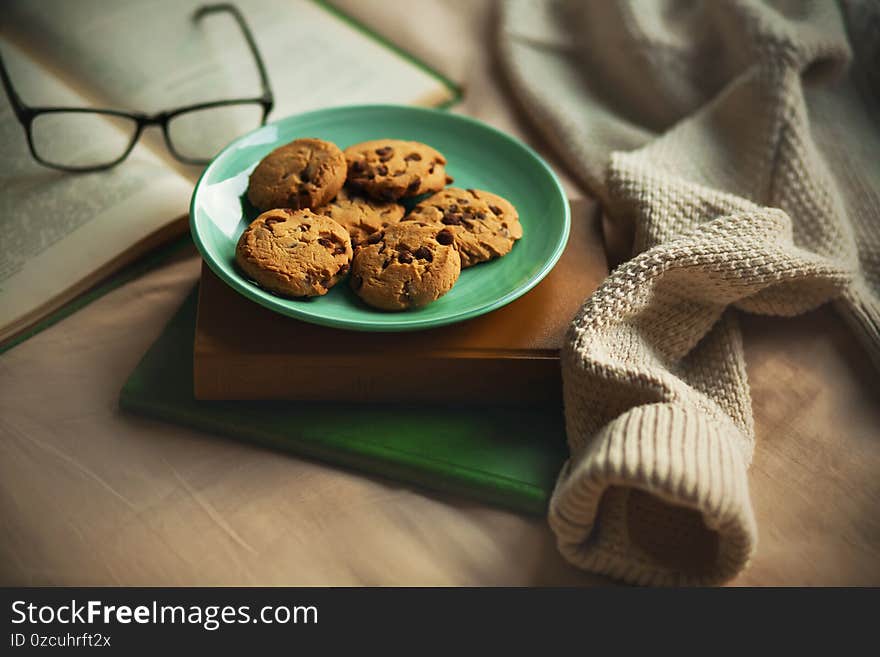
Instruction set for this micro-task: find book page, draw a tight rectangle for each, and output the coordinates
[0,40,193,343]
[4,0,457,180]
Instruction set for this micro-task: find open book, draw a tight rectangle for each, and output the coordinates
[0,0,459,347]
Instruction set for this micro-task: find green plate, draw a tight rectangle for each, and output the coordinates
[189,105,570,332]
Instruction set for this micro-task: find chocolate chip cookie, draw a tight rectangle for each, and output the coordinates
[316,187,405,248]
[350,222,461,311]
[247,138,347,211]
[404,188,522,267]
[235,208,353,298]
[344,139,449,201]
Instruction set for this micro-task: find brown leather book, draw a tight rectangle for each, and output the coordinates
[193,199,608,404]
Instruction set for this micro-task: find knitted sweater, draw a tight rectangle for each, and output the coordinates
[498,0,880,585]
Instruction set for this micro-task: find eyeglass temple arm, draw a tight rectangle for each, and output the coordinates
[0,49,30,119]
[193,4,274,108]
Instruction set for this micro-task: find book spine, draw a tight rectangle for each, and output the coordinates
[193,354,562,406]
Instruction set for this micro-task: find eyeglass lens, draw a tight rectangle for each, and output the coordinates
[166,103,265,162]
[30,111,138,169]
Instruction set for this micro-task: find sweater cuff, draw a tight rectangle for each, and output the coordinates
[549,402,757,586]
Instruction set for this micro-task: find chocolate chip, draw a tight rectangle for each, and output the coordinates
[352,274,363,290]
[334,245,347,255]
[320,278,331,288]
[441,215,461,226]
[406,177,421,193]
[398,251,413,264]
[436,229,454,245]
[475,211,487,220]
[366,231,384,244]
[300,224,311,231]
[414,246,433,261]
[489,205,502,216]
[376,164,388,176]
[428,164,435,174]
[375,146,393,157]
[318,238,333,248]
[467,189,479,198]
[338,263,349,275]
[264,216,284,227]
[349,160,366,173]
[404,152,422,161]
[445,175,454,184]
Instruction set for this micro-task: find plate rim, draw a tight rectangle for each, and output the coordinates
[189,104,571,332]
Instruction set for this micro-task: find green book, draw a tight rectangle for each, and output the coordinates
[120,287,568,515]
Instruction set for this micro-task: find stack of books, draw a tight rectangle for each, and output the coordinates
[120,200,608,514]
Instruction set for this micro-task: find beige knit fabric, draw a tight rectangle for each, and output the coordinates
[499,0,880,585]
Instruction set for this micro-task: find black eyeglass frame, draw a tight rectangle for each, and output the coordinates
[0,3,275,172]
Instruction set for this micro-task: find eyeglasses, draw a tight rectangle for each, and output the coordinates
[0,3,274,172]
